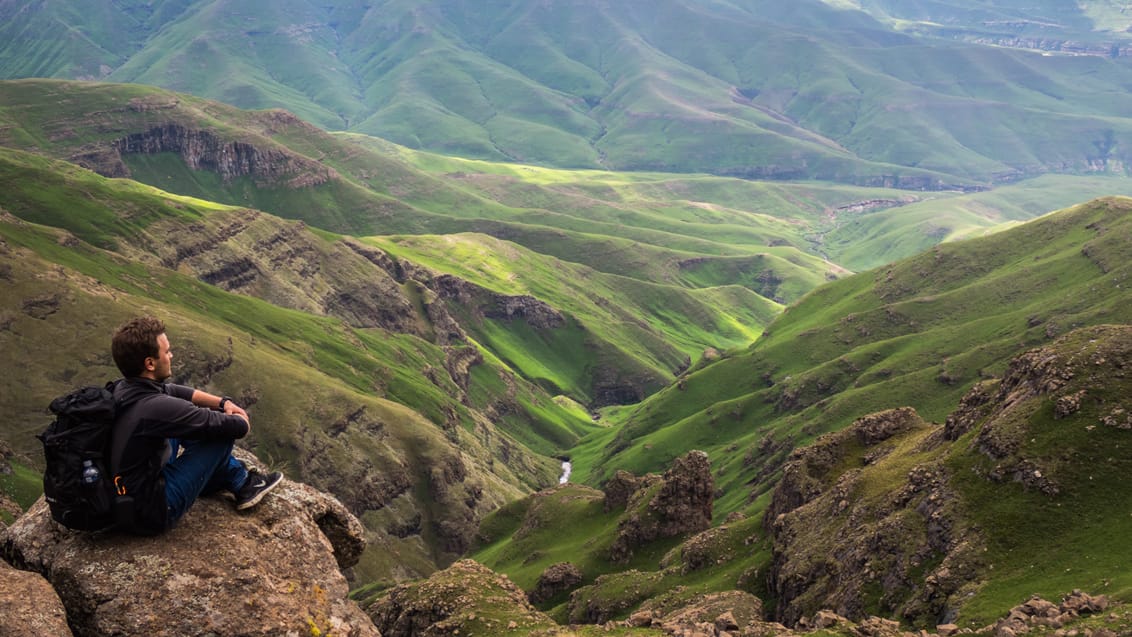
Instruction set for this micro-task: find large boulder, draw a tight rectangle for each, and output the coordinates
[2,471,378,637]
[528,561,584,604]
[0,559,73,636]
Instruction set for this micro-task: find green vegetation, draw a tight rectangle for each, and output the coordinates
[468,197,1132,632]
[945,326,1132,627]
[592,197,1132,485]
[0,463,46,523]
[4,17,1132,631]
[0,149,596,585]
[8,2,1132,185]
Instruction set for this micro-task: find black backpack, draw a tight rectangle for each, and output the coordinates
[37,381,131,532]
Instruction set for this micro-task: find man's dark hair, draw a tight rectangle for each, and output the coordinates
[111,317,166,377]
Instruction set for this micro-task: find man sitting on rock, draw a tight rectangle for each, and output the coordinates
[110,316,282,534]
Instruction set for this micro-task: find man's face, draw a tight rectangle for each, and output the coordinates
[145,332,173,381]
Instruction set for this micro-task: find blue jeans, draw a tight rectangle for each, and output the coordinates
[163,438,248,527]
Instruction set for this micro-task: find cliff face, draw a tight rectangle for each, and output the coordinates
[128,210,424,336]
[2,455,377,637]
[766,407,983,626]
[76,122,336,188]
[764,402,990,627]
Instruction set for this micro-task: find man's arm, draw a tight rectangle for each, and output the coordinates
[164,383,250,429]
[188,389,250,427]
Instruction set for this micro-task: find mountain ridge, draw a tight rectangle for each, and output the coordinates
[7,1,1132,184]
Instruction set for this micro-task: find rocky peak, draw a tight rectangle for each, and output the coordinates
[961,325,1132,495]
[2,456,377,637]
[763,406,985,627]
[602,469,660,512]
[608,450,715,563]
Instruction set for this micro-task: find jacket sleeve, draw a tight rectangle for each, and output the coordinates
[163,383,196,402]
[137,392,249,441]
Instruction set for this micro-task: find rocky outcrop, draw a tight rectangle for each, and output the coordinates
[426,452,484,556]
[762,327,1132,629]
[591,364,651,406]
[367,559,556,636]
[965,325,1132,496]
[943,379,998,440]
[431,274,566,329]
[108,123,335,188]
[636,590,765,635]
[2,461,377,637]
[767,407,985,627]
[140,212,423,336]
[602,469,660,512]
[444,345,484,397]
[528,561,583,603]
[0,559,73,636]
[567,569,666,624]
[609,450,714,563]
[767,407,923,525]
[982,591,1110,636]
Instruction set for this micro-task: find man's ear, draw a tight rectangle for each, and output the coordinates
[144,357,156,371]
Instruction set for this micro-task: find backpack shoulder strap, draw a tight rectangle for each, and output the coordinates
[106,379,134,476]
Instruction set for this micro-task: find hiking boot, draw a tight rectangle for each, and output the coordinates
[234,470,283,510]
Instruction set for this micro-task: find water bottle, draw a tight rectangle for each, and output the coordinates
[81,459,101,484]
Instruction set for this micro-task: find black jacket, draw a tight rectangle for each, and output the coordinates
[112,378,249,534]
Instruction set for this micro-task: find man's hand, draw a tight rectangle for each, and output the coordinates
[224,401,251,428]
[190,390,251,430]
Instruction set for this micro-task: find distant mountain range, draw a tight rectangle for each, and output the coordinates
[5,0,1132,184]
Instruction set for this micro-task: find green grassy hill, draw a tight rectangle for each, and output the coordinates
[581,196,1132,485]
[6,1,1132,184]
[466,198,1132,632]
[8,78,1132,296]
[0,146,596,585]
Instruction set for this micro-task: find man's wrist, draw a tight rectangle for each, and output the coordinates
[218,396,232,410]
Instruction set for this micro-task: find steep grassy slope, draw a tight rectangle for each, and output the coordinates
[0,147,618,585]
[8,78,1132,305]
[0,208,554,586]
[821,174,1132,270]
[468,200,1132,632]
[369,232,777,390]
[6,1,1132,183]
[765,325,1132,630]
[0,81,821,400]
[582,197,1132,489]
[0,0,194,79]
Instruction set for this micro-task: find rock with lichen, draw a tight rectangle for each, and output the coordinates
[2,456,375,637]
